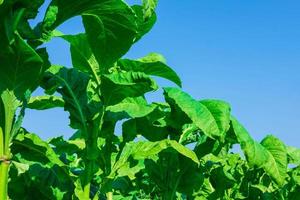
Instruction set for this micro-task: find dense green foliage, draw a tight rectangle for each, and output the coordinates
[0,0,299,199]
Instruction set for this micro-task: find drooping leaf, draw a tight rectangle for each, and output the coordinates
[164,87,220,139]
[122,103,169,142]
[9,163,73,200]
[0,34,43,98]
[101,72,158,106]
[61,34,100,83]
[118,53,182,87]
[231,117,287,186]
[109,139,199,179]
[43,0,138,71]
[200,99,231,139]
[41,66,90,132]
[131,5,156,42]
[12,130,65,167]
[106,97,156,119]
[260,135,288,185]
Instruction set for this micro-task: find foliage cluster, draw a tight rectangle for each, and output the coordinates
[0,0,299,199]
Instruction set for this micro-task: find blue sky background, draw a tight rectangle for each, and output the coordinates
[24,0,300,147]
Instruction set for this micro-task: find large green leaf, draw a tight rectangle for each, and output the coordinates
[9,163,73,200]
[164,87,220,139]
[12,130,65,167]
[106,97,157,119]
[200,100,231,139]
[61,34,100,83]
[41,66,90,133]
[28,95,64,110]
[231,117,287,186]
[0,34,43,98]
[118,53,182,87]
[101,71,158,106]
[131,5,156,42]
[43,0,138,71]
[109,139,199,179]
[260,135,288,185]
[0,0,45,44]
[122,103,169,142]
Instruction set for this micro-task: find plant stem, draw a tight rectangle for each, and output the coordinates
[0,127,3,157]
[0,161,10,200]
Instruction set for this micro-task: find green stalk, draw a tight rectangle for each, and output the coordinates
[0,127,3,157]
[0,161,10,200]
[82,107,105,199]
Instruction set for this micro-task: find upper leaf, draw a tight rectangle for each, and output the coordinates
[0,34,43,98]
[101,71,158,106]
[43,0,138,71]
[61,34,100,83]
[118,53,182,87]
[163,87,220,139]
[131,5,156,42]
[106,97,157,119]
[142,0,158,19]
[200,99,231,141]
[231,117,287,186]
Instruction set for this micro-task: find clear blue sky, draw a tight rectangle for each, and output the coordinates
[24,0,300,147]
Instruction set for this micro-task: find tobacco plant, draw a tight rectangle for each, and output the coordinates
[0,0,299,200]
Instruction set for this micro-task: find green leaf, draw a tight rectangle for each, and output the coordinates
[287,146,300,165]
[43,0,138,71]
[163,87,220,139]
[231,117,287,186]
[101,72,158,105]
[11,161,29,176]
[0,90,20,151]
[122,103,169,142]
[110,139,199,179]
[260,135,288,184]
[12,130,65,167]
[61,34,100,83]
[118,53,182,87]
[0,34,43,98]
[42,66,90,132]
[48,136,85,155]
[82,8,136,71]
[28,95,64,110]
[200,99,231,139]
[142,0,158,19]
[9,163,72,200]
[131,5,156,42]
[106,97,156,119]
